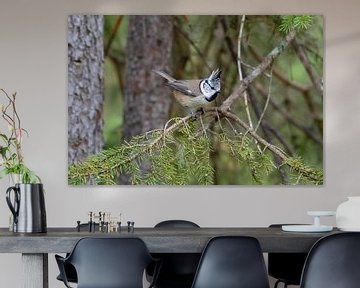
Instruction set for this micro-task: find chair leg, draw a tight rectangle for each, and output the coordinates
[274,280,289,288]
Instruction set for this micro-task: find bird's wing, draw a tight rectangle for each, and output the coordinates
[166,80,200,97]
[153,70,176,82]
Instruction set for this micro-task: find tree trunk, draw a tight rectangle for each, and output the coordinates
[68,15,104,165]
[120,16,173,184]
[122,16,173,141]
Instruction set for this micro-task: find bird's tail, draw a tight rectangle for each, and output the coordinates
[153,70,176,83]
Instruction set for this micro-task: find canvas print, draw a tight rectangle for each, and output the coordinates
[67,15,323,185]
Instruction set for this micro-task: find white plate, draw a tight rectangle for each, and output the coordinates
[307,211,336,217]
[282,225,333,232]
[338,227,360,232]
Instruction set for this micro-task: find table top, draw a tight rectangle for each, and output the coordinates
[0,227,340,254]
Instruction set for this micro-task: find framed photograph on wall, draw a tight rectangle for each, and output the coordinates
[67,15,323,185]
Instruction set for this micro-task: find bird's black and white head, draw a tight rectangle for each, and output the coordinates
[199,68,221,102]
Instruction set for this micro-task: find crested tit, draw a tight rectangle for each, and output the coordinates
[153,69,221,113]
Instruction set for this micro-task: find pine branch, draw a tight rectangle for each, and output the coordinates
[207,107,323,184]
[69,109,322,185]
[68,115,195,184]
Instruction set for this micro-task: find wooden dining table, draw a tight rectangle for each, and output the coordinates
[0,226,339,288]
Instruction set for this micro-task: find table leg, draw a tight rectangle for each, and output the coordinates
[22,253,48,288]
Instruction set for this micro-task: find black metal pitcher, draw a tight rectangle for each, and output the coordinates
[6,183,47,233]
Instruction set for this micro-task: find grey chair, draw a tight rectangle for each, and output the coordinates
[191,236,270,288]
[147,220,201,288]
[268,224,308,288]
[55,237,160,288]
[300,232,360,288]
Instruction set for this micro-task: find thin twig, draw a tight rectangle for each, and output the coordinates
[254,69,272,132]
[237,15,254,130]
[224,117,238,135]
[208,108,288,160]
[247,86,291,183]
[221,30,297,111]
[264,124,295,156]
[199,115,207,137]
[248,45,311,93]
[1,91,14,127]
[105,16,124,57]
[1,90,23,164]
[254,83,322,145]
[173,21,212,71]
[237,15,263,153]
[292,38,323,96]
[219,16,237,62]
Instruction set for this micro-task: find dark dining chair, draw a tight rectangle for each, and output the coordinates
[56,223,99,284]
[55,237,160,288]
[147,220,201,288]
[191,236,270,288]
[56,262,77,284]
[300,232,360,288]
[268,224,308,288]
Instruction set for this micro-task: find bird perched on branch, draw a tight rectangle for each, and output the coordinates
[153,69,221,114]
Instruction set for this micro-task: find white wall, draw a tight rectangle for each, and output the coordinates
[0,0,360,287]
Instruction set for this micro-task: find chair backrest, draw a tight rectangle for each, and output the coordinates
[150,220,201,287]
[66,237,154,288]
[155,219,200,228]
[268,224,308,285]
[300,232,360,288]
[191,236,270,288]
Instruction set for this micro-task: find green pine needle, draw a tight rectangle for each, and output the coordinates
[68,118,323,185]
[279,15,313,33]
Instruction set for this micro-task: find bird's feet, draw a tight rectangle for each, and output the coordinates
[190,108,205,120]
